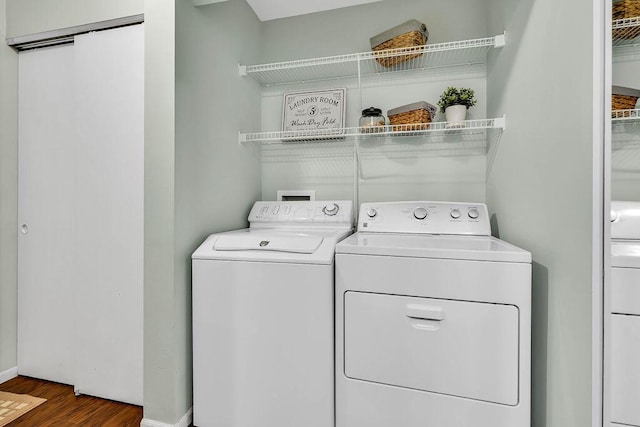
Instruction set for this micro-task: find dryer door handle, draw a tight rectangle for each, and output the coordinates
[405,304,444,321]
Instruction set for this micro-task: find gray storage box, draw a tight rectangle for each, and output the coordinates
[387,101,437,119]
[613,85,640,97]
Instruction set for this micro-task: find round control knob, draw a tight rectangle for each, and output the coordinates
[413,207,428,220]
[367,208,378,218]
[323,203,339,216]
[468,208,480,219]
[450,209,461,219]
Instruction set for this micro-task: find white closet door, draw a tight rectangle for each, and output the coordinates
[72,24,144,406]
[17,44,77,385]
[18,24,143,405]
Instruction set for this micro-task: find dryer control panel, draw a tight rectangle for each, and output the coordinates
[358,201,491,236]
[249,200,353,226]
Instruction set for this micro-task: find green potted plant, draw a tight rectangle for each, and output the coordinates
[437,87,476,126]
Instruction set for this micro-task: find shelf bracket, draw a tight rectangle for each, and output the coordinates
[494,32,506,48]
[238,132,247,145]
[494,115,506,130]
[238,65,247,77]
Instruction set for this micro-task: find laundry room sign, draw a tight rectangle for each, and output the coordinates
[282,88,346,138]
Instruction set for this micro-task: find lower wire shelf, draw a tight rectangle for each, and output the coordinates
[612,109,640,123]
[239,116,506,145]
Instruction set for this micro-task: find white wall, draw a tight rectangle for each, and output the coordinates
[487,0,594,426]
[5,0,142,39]
[257,0,490,203]
[0,0,18,374]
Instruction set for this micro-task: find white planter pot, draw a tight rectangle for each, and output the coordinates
[444,105,467,127]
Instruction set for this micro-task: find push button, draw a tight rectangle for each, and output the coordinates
[413,207,428,220]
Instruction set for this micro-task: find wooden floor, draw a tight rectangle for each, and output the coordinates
[0,376,142,426]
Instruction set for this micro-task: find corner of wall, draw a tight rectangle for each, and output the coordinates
[143,0,179,424]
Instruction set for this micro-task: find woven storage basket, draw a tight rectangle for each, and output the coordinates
[613,0,640,39]
[388,101,437,131]
[370,20,428,68]
[612,86,640,117]
[612,94,639,110]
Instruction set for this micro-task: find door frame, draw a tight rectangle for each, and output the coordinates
[592,0,612,425]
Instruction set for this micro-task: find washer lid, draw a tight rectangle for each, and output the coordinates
[214,234,323,254]
[336,233,531,263]
[192,228,352,264]
[611,201,640,240]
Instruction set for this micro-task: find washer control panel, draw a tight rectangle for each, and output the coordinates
[358,201,491,235]
[249,200,353,225]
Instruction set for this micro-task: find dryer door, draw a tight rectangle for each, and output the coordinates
[611,314,640,427]
[343,291,519,405]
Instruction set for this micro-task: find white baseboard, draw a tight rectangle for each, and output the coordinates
[0,367,18,384]
[141,407,192,427]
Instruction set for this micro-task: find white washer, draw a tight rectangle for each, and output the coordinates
[192,200,352,427]
[335,201,532,427]
[610,201,640,427]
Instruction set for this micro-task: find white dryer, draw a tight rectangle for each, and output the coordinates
[335,201,531,427]
[610,201,640,427]
[192,200,352,427]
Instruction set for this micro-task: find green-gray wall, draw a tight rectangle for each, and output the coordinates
[260,0,488,61]
[487,0,594,425]
[258,0,491,203]
[141,0,263,423]
[0,0,18,374]
[142,0,180,423]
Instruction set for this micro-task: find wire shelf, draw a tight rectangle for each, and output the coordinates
[239,117,506,144]
[612,109,640,122]
[613,17,640,47]
[240,34,505,86]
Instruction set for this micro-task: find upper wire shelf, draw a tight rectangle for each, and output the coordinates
[613,17,640,48]
[239,117,506,144]
[239,34,506,87]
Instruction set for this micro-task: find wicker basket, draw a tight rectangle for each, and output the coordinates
[612,86,640,117]
[613,0,640,39]
[388,101,437,131]
[613,94,639,110]
[370,20,428,68]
